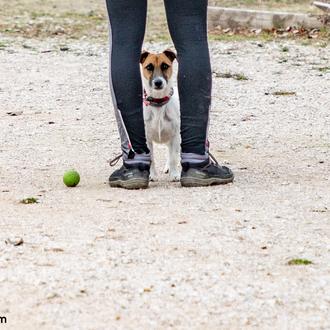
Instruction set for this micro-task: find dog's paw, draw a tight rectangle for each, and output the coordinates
[150,169,158,182]
[169,171,180,182]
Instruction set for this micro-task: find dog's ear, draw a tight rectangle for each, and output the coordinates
[163,49,176,62]
[140,50,150,64]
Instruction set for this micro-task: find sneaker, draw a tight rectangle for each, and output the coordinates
[109,162,150,189]
[180,153,234,187]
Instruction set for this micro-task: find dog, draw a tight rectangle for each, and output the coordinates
[140,49,181,181]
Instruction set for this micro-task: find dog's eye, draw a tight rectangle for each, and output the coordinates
[145,64,154,71]
[161,63,169,70]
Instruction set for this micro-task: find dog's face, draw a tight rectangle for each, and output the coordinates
[140,49,176,97]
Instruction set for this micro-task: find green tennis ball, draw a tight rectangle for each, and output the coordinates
[63,170,80,187]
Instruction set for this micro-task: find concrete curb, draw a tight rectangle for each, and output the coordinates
[208,6,327,30]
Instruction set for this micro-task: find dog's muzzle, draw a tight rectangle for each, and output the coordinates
[152,77,166,90]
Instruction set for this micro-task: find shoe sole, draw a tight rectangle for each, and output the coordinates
[109,178,149,190]
[180,176,234,187]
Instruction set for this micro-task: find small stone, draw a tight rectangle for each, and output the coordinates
[5,237,24,246]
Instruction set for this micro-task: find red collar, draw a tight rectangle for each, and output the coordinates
[143,88,174,107]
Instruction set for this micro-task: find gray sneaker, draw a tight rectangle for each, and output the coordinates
[180,154,234,187]
[109,162,150,189]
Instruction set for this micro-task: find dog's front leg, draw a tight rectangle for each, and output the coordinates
[148,141,158,181]
[167,134,181,182]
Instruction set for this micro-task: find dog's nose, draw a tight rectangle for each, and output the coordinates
[154,79,163,89]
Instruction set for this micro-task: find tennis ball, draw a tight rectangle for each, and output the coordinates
[63,170,80,187]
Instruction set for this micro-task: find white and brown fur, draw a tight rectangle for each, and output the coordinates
[140,49,181,181]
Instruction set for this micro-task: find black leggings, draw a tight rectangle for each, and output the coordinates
[106,0,211,159]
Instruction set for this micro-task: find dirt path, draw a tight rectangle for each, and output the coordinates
[0,38,329,329]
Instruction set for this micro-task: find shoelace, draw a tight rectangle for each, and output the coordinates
[108,153,122,167]
[201,152,220,170]
[208,152,219,165]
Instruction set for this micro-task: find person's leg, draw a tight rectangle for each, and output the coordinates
[164,0,234,186]
[106,0,150,164]
[106,0,151,189]
[164,0,211,161]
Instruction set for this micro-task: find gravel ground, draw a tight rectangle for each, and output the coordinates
[0,38,329,329]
